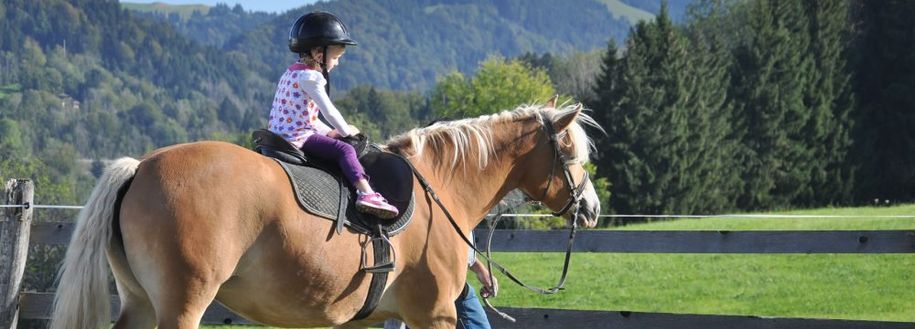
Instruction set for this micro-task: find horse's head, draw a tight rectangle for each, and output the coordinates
[518,100,602,228]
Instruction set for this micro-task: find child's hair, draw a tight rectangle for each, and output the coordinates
[298,45,346,69]
[299,52,320,67]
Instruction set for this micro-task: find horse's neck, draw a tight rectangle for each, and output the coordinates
[416,120,535,228]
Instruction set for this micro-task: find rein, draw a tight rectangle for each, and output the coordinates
[405,114,589,321]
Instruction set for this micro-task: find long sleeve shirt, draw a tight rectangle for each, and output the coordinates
[267,62,354,148]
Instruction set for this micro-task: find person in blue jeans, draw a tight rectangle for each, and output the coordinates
[457,253,497,329]
[385,234,497,329]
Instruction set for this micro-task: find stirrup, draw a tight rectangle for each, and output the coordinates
[360,233,396,273]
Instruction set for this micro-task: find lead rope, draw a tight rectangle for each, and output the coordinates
[479,199,536,322]
[480,202,581,322]
[408,166,582,323]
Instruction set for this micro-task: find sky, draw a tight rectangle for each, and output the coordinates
[122,0,319,14]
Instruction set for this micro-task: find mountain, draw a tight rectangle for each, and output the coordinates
[620,0,692,22]
[124,2,277,48]
[121,1,211,19]
[130,0,660,92]
[0,0,663,161]
[0,0,272,159]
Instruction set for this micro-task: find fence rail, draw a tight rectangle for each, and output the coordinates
[3,178,915,329]
[18,292,914,329]
[29,221,915,253]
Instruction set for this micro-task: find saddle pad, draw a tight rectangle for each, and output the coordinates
[274,153,415,236]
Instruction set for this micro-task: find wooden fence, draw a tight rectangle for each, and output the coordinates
[3,179,914,328]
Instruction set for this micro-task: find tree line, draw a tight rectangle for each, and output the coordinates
[1,0,913,216]
[587,0,915,214]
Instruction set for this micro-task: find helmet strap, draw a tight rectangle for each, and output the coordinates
[321,46,331,96]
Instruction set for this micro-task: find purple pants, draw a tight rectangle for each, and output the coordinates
[300,134,367,186]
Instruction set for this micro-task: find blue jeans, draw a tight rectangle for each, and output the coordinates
[456,283,491,329]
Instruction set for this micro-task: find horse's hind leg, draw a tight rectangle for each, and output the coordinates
[110,237,156,328]
[128,226,232,328]
[152,280,220,329]
[134,251,227,328]
[112,281,156,329]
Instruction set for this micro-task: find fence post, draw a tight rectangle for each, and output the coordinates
[1,179,34,329]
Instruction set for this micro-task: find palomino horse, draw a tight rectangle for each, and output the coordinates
[49,103,601,329]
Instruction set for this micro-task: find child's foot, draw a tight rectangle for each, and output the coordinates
[356,192,399,219]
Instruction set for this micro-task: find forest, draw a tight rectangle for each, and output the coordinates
[0,0,913,215]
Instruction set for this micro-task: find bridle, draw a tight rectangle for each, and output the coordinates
[407,113,591,321]
[534,112,591,219]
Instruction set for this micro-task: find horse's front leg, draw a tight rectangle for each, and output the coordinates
[401,301,458,329]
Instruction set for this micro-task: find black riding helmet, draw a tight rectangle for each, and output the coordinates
[289,12,357,95]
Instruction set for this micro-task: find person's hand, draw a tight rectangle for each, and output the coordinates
[471,262,498,298]
[327,129,341,139]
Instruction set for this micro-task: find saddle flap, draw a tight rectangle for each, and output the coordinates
[272,148,415,236]
[360,150,414,209]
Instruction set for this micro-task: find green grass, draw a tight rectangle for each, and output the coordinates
[484,203,915,321]
[615,204,915,230]
[486,253,914,322]
[202,204,915,326]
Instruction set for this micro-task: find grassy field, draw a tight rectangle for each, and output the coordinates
[615,203,915,230]
[203,204,915,327]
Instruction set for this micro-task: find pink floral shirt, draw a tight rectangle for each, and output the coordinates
[267,62,354,148]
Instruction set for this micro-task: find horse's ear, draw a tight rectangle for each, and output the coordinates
[545,94,559,108]
[553,103,583,131]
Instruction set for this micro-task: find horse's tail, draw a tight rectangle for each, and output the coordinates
[50,157,140,329]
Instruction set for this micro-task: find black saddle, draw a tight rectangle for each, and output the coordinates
[252,129,413,321]
[252,129,414,236]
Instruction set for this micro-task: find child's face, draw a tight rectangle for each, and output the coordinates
[312,45,346,72]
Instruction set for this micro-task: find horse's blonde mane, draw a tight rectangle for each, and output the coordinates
[385,104,600,170]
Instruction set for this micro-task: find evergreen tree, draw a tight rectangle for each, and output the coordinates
[729,0,814,209]
[590,38,620,193]
[90,158,104,179]
[801,0,855,205]
[598,4,701,214]
[218,97,242,130]
[851,0,915,202]
[679,0,740,213]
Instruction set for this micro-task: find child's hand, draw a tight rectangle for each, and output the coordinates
[327,130,341,138]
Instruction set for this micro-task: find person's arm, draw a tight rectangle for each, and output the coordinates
[469,260,498,298]
[299,72,355,137]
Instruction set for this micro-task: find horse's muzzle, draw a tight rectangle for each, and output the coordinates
[573,200,600,228]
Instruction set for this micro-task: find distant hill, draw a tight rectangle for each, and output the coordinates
[126,0,666,92]
[121,2,211,19]
[0,0,270,157]
[220,0,657,92]
[123,2,276,48]
[598,0,656,24]
[621,0,691,22]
